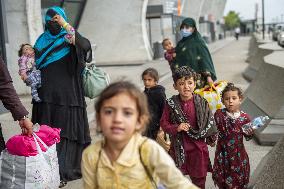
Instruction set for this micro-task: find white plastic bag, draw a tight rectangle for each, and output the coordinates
[0,133,60,189]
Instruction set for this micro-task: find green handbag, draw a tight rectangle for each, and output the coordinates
[82,64,110,99]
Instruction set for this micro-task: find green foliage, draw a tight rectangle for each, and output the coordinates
[224,11,241,30]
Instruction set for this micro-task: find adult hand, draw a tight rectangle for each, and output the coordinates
[52,14,66,27]
[173,53,176,58]
[19,118,33,136]
[177,123,190,132]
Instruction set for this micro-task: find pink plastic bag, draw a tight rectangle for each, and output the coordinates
[6,125,60,157]
[35,125,61,146]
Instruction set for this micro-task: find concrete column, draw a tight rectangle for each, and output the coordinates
[243,41,282,82]
[5,0,29,94]
[241,51,284,146]
[78,0,153,64]
[26,0,43,45]
[249,136,284,188]
[3,0,42,95]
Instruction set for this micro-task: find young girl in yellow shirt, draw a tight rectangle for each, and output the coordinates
[81,81,198,189]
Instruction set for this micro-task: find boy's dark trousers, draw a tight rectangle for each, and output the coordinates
[0,124,6,153]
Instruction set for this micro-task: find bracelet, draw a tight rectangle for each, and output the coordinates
[20,115,29,121]
[63,22,69,29]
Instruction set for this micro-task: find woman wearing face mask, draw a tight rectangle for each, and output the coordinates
[173,17,217,89]
[32,6,92,188]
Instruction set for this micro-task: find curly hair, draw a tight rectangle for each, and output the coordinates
[221,82,243,99]
[172,66,197,83]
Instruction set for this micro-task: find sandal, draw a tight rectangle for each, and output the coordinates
[59,180,67,188]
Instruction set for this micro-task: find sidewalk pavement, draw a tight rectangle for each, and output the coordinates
[0,37,239,188]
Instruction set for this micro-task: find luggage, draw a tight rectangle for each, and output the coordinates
[82,63,110,99]
[0,127,60,189]
[195,81,227,113]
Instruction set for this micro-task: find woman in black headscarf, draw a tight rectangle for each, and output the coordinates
[32,6,92,187]
[173,17,217,89]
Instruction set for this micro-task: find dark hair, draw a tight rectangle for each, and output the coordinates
[180,17,196,30]
[221,82,243,99]
[18,44,32,57]
[172,66,196,83]
[141,68,159,82]
[95,81,149,132]
[162,38,170,47]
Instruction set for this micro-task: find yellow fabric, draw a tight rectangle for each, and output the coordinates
[81,133,198,189]
[194,81,227,113]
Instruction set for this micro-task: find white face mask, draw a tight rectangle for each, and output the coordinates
[181,29,192,38]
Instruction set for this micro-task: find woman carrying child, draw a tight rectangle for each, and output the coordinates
[81,81,198,189]
[173,17,217,88]
[160,66,218,189]
[212,83,254,189]
[32,6,92,187]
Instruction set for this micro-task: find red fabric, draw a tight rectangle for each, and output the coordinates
[164,48,175,63]
[160,96,211,177]
[190,176,206,189]
[0,56,29,121]
[212,109,251,188]
[6,125,60,157]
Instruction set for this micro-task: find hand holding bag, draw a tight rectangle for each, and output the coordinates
[194,81,227,113]
[82,63,110,99]
[0,133,60,189]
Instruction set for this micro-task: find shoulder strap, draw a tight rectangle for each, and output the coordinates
[139,139,158,189]
[95,143,103,188]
